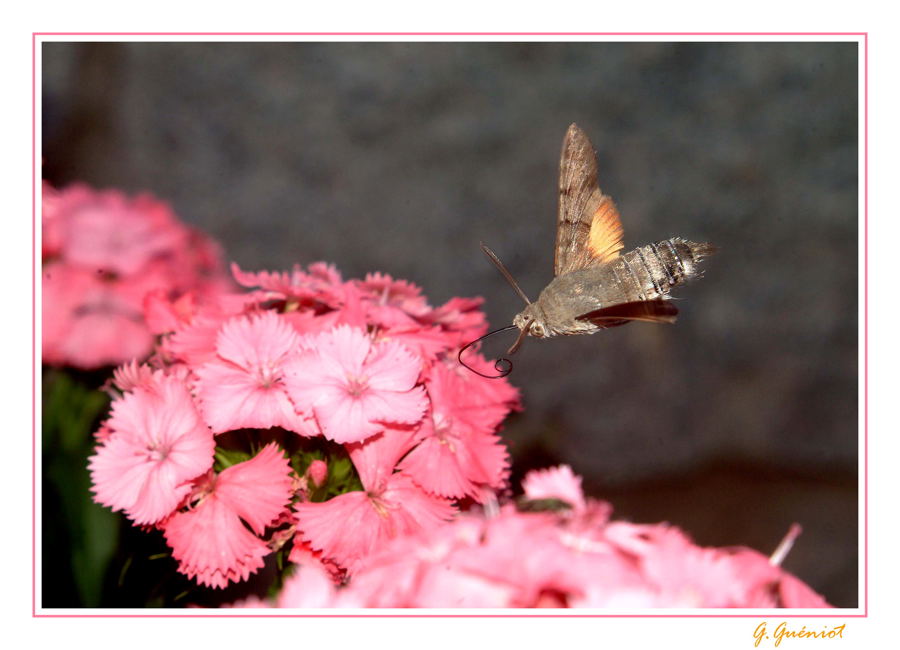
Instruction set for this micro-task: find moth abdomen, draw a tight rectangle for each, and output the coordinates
[621,238,715,300]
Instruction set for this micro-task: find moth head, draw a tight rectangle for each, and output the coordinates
[513,306,549,339]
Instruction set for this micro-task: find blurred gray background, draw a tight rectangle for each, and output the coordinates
[42,41,859,606]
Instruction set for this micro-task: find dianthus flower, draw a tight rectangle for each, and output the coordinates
[283,325,428,444]
[42,182,230,369]
[162,443,294,589]
[398,357,518,500]
[88,372,216,525]
[294,426,456,571]
[298,466,832,609]
[90,258,514,592]
[194,310,316,435]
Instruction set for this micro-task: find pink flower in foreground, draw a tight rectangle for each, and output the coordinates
[326,466,832,609]
[277,563,361,608]
[163,443,294,589]
[88,373,215,525]
[295,427,456,571]
[283,325,428,444]
[194,311,316,436]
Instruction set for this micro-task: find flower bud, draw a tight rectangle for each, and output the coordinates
[307,460,328,488]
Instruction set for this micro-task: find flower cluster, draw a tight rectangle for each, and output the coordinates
[88,261,520,588]
[271,466,831,609]
[84,253,826,607]
[42,182,230,369]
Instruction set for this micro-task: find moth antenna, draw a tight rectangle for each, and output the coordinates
[458,325,519,378]
[480,242,532,306]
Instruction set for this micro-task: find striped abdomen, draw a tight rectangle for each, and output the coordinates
[615,237,715,302]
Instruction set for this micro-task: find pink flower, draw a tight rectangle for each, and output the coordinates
[162,443,294,589]
[283,325,428,444]
[623,525,768,607]
[522,465,586,513]
[231,261,344,310]
[420,296,488,344]
[295,428,456,571]
[343,516,519,607]
[325,467,831,609]
[41,182,230,369]
[143,289,198,335]
[109,360,156,393]
[277,563,361,608]
[164,312,233,367]
[776,571,831,608]
[194,311,316,436]
[357,272,430,327]
[88,372,215,525]
[43,265,155,368]
[398,359,517,500]
[399,416,509,501]
[344,506,579,607]
[287,539,344,582]
[372,324,454,363]
[51,185,185,276]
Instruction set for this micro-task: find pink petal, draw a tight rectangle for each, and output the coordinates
[380,473,457,533]
[277,563,346,608]
[521,465,586,512]
[397,434,475,499]
[347,426,421,490]
[281,349,344,412]
[322,325,371,377]
[163,494,270,589]
[364,339,422,391]
[374,325,452,362]
[358,385,428,425]
[399,419,509,500]
[194,359,313,435]
[295,491,384,570]
[215,311,299,369]
[214,443,294,535]
[315,389,383,444]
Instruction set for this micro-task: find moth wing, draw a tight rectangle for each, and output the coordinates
[554,123,625,277]
[576,299,679,325]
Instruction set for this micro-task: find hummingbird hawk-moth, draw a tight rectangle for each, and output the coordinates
[459,123,715,378]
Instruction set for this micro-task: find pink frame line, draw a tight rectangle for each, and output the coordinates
[32,32,868,618]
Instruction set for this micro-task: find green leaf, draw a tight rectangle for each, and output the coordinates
[214,446,251,471]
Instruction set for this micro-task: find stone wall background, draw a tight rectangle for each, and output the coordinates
[42,41,859,606]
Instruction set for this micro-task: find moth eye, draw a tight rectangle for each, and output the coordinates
[531,323,545,337]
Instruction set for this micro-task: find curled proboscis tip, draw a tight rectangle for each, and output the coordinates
[457,325,518,379]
